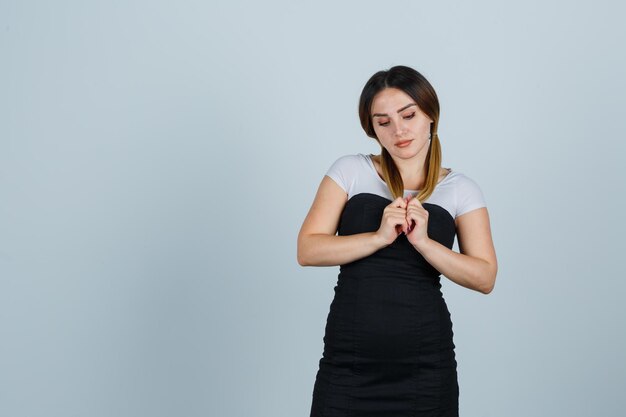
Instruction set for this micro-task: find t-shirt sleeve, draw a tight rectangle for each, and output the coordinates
[455,174,487,218]
[324,154,357,194]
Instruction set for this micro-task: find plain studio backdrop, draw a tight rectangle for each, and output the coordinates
[1,1,625,416]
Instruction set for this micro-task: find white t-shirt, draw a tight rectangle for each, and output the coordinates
[325,153,487,219]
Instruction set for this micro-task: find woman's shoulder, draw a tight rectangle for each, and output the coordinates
[324,153,368,172]
[332,152,369,163]
[447,169,487,216]
[325,153,370,194]
[446,169,481,186]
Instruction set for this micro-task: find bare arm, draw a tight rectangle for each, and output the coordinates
[412,207,498,294]
[297,175,389,266]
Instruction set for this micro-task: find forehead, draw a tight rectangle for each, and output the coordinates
[371,88,414,111]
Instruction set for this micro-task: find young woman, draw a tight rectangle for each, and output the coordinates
[297,65,497,416]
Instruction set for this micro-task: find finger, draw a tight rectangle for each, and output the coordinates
[389,212,409,234]
[402,207,411,226]
[384,211,407,228]
[387,207,408,216]
[406,206,428,218]
[405,210,416,231]
[392,211,410,234]
[391,213,409,234]
[391,197,407,209]
[406,210,426,233]
[407,195,423,208]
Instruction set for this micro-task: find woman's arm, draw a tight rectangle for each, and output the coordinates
[297,176,388,266]
[412,207,498,294]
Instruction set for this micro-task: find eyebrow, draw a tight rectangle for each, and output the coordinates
[372,103,417,118]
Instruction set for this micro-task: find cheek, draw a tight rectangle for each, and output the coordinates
[419,115,433,130]
[412,116,430,129]
[408,121,430,136]
[372,126,387,140]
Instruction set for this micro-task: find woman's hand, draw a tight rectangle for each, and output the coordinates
[375,197,411,246]
[405,195,430,249]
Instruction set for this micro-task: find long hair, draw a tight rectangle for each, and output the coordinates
[358,65,442,202]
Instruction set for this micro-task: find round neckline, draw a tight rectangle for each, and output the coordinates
[365,153,452,192]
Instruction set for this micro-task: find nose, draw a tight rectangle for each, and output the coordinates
[394,118,407,137]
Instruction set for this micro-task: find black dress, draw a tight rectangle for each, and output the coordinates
[310,193,459,417]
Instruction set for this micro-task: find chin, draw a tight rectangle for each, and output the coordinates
[398,142,427,158]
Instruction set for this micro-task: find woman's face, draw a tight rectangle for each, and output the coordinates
[370,87,433,160]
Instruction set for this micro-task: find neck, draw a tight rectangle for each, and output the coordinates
[387,149,429,190]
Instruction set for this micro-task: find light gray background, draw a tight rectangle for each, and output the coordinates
[1,1,625,416]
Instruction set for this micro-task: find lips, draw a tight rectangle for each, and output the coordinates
[395,139,412,147]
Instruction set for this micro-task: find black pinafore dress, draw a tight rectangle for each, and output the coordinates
[310,192,459,417]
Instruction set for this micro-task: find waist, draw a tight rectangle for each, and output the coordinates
[330,273,448,314]
[336,271,443,295]
[340,261,441,284]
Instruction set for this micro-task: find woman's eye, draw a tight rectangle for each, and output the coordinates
[377,113,415,127]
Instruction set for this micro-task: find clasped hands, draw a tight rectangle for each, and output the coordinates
[376,195,430,249]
